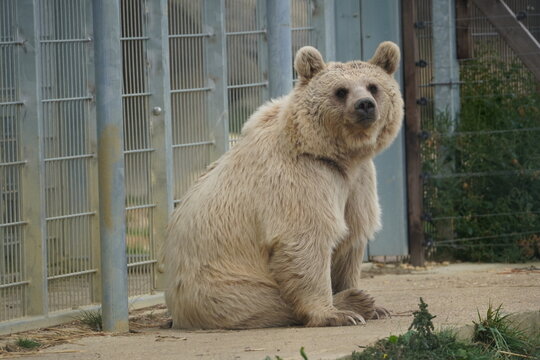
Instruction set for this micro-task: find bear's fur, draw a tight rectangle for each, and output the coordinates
[164,42,404,329]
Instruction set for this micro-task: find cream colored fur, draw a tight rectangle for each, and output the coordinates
[164,42,404,329]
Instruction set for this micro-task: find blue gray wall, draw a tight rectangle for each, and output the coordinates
[335,0,408,256]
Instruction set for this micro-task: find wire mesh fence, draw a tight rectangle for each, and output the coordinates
[414,0,540,262]
[0,0,322,327]
[0,0,26,322]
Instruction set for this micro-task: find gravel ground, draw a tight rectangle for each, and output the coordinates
[4,262,539,360]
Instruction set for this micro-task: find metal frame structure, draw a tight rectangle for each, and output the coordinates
[0,0,407,333]
[0,0,342,333]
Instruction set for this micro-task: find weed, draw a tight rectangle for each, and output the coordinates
[15,338,41,350]
[473,304,539,359]
[351,298,496,360]
[76,309,103,331]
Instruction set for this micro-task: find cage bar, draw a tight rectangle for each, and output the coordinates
[92,0,129,332]
[17,0,47,321]
[267,0,293,97]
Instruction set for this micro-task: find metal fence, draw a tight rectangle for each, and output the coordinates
[0,0,332,331]
[413,0,540,262]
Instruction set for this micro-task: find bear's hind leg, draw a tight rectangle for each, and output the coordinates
[174,279,298,330]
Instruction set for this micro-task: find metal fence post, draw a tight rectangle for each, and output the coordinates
[257,0,270,103]
[92,0,129,332]
[267,0,293,98]
[432,0,460,123]
[312,0,336,61]
[18,0,47,319]
[403,0,425,267]
[205,0,229,157]
[148,0,174,290]
[85,0,102,306]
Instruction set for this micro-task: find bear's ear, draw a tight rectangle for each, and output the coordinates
[294,46,326,82]
[368,41,400,75]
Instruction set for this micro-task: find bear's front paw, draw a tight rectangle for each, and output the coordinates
[371,305,391,320]
[305,309,366,327]
[333,289,375,318]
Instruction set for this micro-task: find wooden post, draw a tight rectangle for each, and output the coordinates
[456,0,471,60]
[402,0,425,266]
[472,0,540,82]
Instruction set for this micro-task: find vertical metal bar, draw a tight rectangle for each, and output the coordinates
[18,0,48,318]
[267,0,293,98]
[148,0,174,290]
[85,0,101,304]
[257,0,270,102]
[312,0,336,61]
[402,0,425,266]
[92,0,129,332]
[204,0,229,157]
[432,0,460,123]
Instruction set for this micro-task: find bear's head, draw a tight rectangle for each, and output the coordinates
[290,42,404,163]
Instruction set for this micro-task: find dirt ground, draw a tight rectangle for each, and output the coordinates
[2,262,539,360]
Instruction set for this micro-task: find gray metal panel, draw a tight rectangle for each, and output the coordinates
[312,0,336,61]
[360,0,408,256]
[335,0,407,257]
[334,0,362,62]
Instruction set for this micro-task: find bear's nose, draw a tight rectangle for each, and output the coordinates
[354,98,376,114]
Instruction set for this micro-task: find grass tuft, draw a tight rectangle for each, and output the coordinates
[15,338,41,350]
[473,304,539,359]
[76,309,103,331]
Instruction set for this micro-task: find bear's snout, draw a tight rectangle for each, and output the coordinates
[353,98,377,125]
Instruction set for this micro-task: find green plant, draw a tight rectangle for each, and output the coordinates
[423,45,540,262]
[15,338,41,350]
[351,298,496,360]
[473,304,539,359]
[408,297,438,350]
[76,309,103,331]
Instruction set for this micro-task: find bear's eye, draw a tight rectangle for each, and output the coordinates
[368,84,378,95]
[335,88,348,99]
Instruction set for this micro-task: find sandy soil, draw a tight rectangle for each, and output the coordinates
[3,262,539,360]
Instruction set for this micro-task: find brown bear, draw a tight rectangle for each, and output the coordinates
[164,41,404,329]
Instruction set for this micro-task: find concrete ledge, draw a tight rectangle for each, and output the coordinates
[0,292,164,335]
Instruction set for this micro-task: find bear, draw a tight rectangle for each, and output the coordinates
[164,41,404,329]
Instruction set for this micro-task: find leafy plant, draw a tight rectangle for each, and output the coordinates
[408,297,438,350]
[352,298,495,360]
